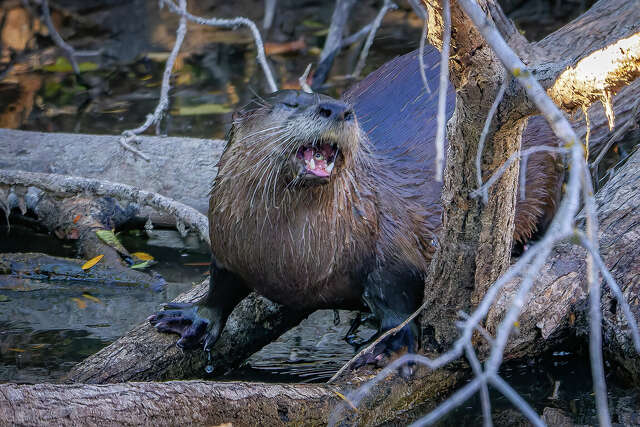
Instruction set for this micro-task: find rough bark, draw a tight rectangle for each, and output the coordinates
[66,281,309,383]
[420,0,640,350]
[0,381,338,426]
[485,141,640,379]
[1,365,466,426]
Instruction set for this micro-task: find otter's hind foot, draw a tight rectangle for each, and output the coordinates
[148,303,210,349]
[351,324,417,374]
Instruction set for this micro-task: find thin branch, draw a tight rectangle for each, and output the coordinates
[475,76,508,203]
[119,0,188,161]
[464,342,492,427]
[352,0,397,78]
[299,64,313,93]
[39,0,79,74]
[471,146,570,199]
[262,0,277,30]
[434,0,451,182]
[160,0,277,93]
[0,169,210,245]
[582,164,612,427]
[579,235,640,354]
[320,0,358,63]
[418,16,432,95]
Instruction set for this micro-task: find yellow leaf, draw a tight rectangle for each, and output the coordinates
[8,348,26,353]
[333,391,358,412]
[31,344,47,349]
[82,254,104,270]
[72,297,87,309]
[513,321,520,328]
[82,293,103,304]
[132,252,154,261]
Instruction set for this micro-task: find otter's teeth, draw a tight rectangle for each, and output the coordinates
[326,162,334,173]
[309,159,316,169]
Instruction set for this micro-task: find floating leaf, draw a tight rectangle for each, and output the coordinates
[132,252,154,261]
[82,254,104,270]
[31,343,47,349]
[8,348,25,353]
[72,297,87,309]
[131,260,152,270]
[42,57,99,72]
[183,262,210,266]
[82,293,103,304]
[95,230,128,255]
[302,19,324,28]
[172,104,232,116]
[0,295,9,302]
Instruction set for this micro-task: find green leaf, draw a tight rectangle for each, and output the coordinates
[0,295,9,302]
[130,260,152,269]
[95,230,128,255]
[42,57,99,73]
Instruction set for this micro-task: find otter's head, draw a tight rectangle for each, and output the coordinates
[228,90,362,187]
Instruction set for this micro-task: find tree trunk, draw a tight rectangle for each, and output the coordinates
[420,0,640,350]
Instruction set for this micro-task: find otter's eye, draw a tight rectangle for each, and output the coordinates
[314,152,324,160]
[283,102,299,109]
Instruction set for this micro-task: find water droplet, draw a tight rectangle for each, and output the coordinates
[204,348,213,373]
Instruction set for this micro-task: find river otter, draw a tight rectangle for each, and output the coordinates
[149,46,561,360]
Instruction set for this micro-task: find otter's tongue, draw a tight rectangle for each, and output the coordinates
[301,146,334,177]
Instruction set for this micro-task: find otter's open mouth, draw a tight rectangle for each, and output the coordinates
[294,143,338,180]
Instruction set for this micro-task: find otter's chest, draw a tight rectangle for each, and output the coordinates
[209,203,377,309]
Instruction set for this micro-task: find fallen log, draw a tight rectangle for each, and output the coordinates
[0,130,225,220]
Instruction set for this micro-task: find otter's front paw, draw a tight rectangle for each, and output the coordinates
[148,303,212,349]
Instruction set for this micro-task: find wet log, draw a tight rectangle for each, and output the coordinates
[0,380,338,426]
[66,279,310,383]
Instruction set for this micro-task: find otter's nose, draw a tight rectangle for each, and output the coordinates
[317,102,354,122]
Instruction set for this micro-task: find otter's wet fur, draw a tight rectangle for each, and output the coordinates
[150,46,561,356]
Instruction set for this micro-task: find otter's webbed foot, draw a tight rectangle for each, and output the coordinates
[351,323,417,370]
[149,264,251,351]
[148,302,214,349]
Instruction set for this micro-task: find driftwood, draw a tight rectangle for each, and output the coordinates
[1,363,468,426]
[0,380,338,426]
[0,130,225,220]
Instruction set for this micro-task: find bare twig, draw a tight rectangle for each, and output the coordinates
[119,0,188,161]
[0,169,210,245]
[299,63,313,93]
[352,0,397,78]
[160,0,277,93]
[262,0,277,30]
[418,17,432,95]
[39,0,79,74]
[434,0,451,182]
[582,165,612,427]
[320,0,358,63]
